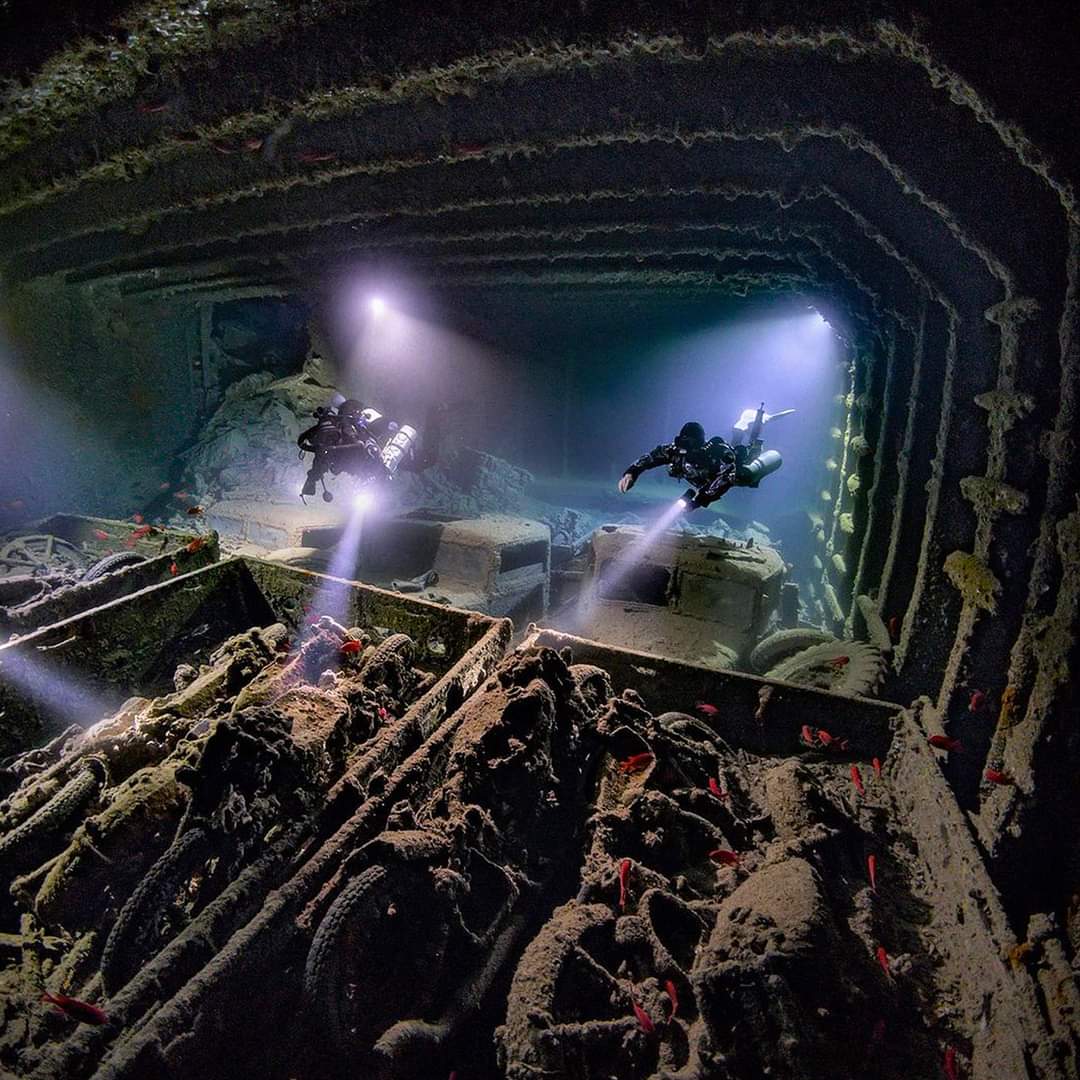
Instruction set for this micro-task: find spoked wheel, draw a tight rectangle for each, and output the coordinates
[303,864,451,1073]
[0,534,89,575]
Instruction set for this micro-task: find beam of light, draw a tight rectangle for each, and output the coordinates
[300,497,371,634]
[564,497,687,633]
[330,277,501,467]
[0,644,120,734]
[607,299,846,526]
[0,327,121,522]
[369,296,386,317]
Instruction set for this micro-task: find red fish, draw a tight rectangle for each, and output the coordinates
[136,101,168,114]
[851,764,865,797]
[298,150,338,163]
[868,854,877,892]
[185,537,206,554]
[169,561,178,575]
[876,945,890,977]
[872,756,882,779]
[969,690,985,713]
[619,752,654,775]
[928,735,963,753]
[664,978,678,1018]
[826,655,850,669]
[130,525,152,540]
[212,142,235,155]
[41,992,108,1026]
[708,777,727,800]
[985,768,1013,786]
[377,706,389,721]
[944,1045,958,1080]
[817,729,835,747]
[186,506,205,516]
[887,616,899,641]
[708,849,740,867]
[455,143,487,156]
[800,724,816,747]
[695,702,719,716]
[174,491,190,501]
[339,639,362,655]
[632,1000,654,1035]
[132,513,144,524]
[92,529,109,541]
[243,138,264,152]
[159,481,171,491]
[618,858,631,909]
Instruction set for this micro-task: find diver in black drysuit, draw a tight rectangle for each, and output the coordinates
[297,395,420,502]
[618,404,791,510]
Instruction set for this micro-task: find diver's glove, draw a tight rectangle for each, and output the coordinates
[618,471,637,493]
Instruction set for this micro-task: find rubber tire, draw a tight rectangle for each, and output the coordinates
[100,826,211,994]
[764,640,885,697]
[303,864,447,1069]
[749,628,840,674]
[0,760,105,875]
[82,550,148,583]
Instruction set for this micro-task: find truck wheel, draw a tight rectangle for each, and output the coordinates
[749,628,839,674]
[82,550,148,583]
[303,864,449,1068]
[763,640,885,697]
[100,826,212,993]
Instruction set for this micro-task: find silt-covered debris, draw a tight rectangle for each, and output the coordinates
[0,634,1069,1078]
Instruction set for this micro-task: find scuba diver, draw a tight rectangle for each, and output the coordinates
[297,394,421,502]
[618,403,793,510]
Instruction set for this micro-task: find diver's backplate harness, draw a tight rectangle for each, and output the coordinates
[297,393,419,502]
[620,402,792,510]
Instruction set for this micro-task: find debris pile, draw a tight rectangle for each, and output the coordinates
[0,614,437,1076]
[395,446,534,518]
[499,691,945,1079]
[178,360,335,503]
[0,641,1062,1079]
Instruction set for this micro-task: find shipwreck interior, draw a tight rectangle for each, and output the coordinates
[0,4,1078,1079]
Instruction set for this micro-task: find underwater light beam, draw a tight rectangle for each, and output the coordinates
[0,646,119,732]
[568,497,687,631]
[301,498,371,633]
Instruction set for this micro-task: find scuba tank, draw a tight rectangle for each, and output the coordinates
[380,425,419,476]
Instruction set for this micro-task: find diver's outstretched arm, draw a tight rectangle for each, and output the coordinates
[618,445,673,492]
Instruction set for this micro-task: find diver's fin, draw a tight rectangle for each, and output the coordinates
[763,408,795,424]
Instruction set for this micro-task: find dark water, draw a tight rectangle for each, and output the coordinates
[426,289,847,558]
